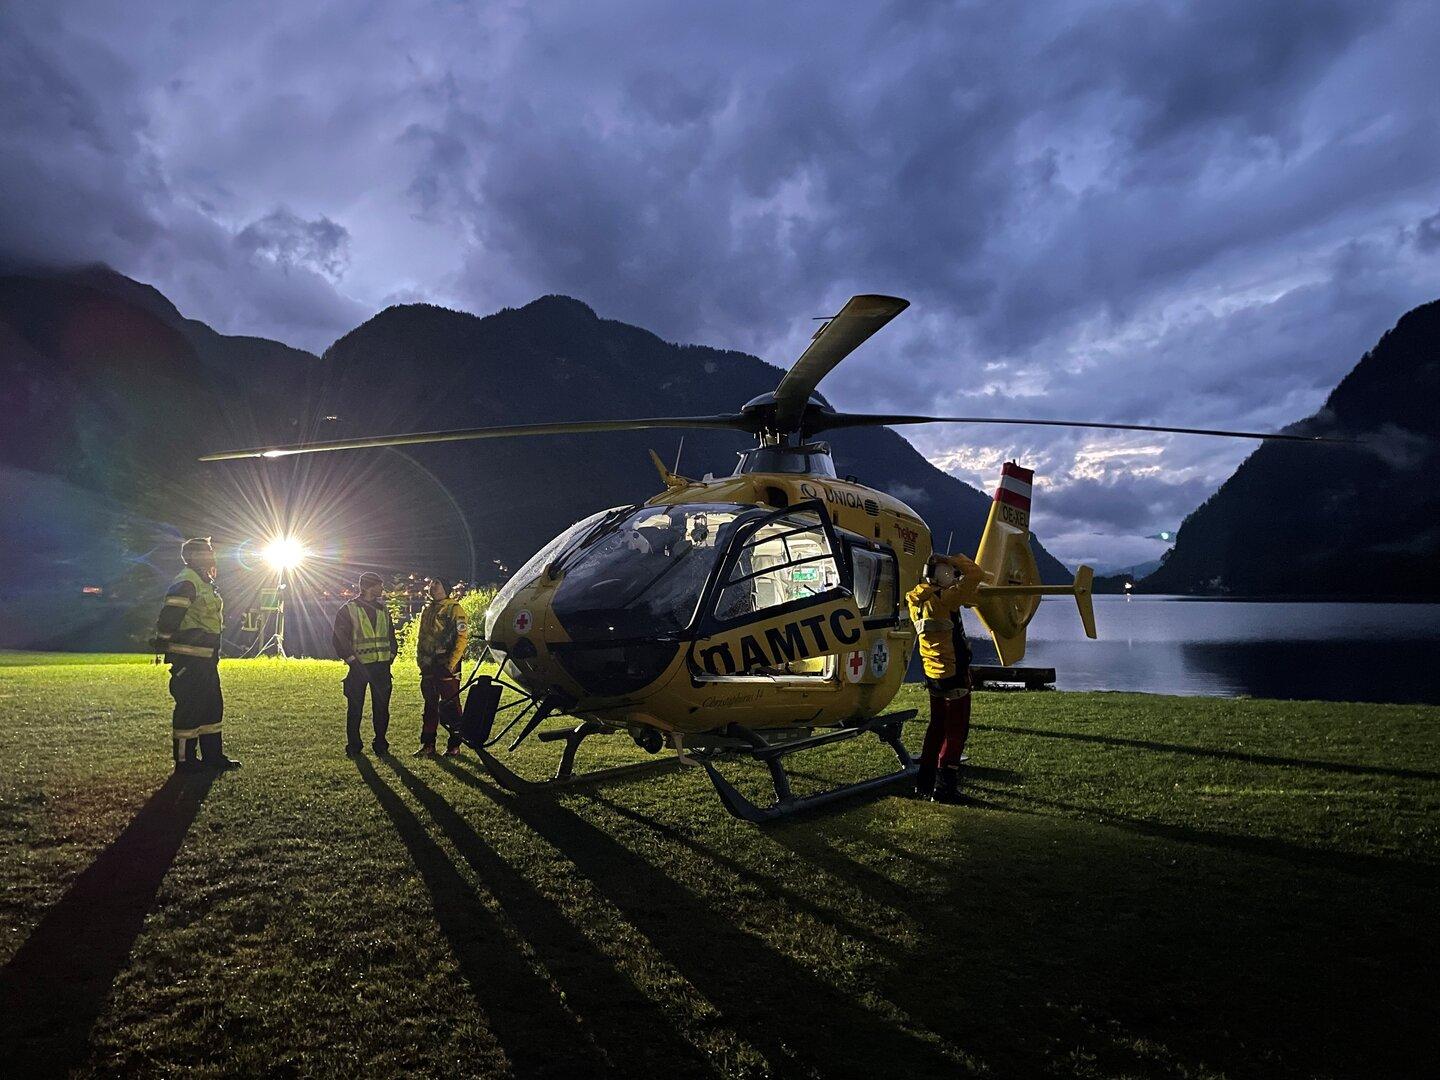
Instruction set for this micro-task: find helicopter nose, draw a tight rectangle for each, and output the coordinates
[487,610,676,700]
[484,587,546,657]
[547,639,680,698]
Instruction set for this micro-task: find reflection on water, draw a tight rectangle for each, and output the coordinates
[964,596,1440,704]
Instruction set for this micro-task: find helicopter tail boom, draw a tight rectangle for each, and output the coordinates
[972,464,1036,663]
[971,462,1093,664]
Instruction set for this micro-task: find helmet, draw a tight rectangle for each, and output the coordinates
[926,558,958,588]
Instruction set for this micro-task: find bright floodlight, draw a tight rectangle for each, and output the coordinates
[262,536,307,571]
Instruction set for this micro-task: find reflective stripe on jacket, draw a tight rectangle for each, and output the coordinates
[348,601,395,664]
[162,567,223,660]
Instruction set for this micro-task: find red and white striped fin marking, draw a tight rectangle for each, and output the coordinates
[991,462,1034,530]
[993,462,1034,511]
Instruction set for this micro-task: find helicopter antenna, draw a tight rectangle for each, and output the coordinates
[673,436,685,475]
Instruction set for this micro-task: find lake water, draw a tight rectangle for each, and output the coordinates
[961,596,1440,704]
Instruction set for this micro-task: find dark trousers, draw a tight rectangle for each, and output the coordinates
[920,687,971,769]
[170,658,223,764]
[344,662,393,750]
[419,664,462,749]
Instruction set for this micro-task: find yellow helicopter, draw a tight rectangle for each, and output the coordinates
[204,294,1333,820]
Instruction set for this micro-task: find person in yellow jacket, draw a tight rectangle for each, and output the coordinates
[413,577,469,757]
[153,537,241,771]
[333,572,398,756]
[905,552,986,802]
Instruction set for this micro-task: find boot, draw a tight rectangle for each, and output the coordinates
[933,766,963,804]
[913,762,937,800]
[174,737,201,772]
[199,732,242,770]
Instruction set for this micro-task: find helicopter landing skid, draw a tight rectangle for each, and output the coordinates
[695,710,918,824]
[473,720,690,793]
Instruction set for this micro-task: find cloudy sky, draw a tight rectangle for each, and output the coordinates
[3,0,1438,569]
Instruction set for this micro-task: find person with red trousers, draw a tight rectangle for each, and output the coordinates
[905,552,986,802]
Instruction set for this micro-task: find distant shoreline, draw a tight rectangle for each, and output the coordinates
[1124,594,1440,604]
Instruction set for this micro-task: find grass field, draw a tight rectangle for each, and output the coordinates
[0,653,1436,1078]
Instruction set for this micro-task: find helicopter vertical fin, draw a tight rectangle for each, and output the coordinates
[972,463,1041,665]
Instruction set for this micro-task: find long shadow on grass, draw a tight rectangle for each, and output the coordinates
[974,722,1440,782]
[585,792,895,949]
[354,755,612,1077]
[0,769,216,1077]
[441,756,964,1079]
[771,796,1440,1079]
[381,758,717,1078]
[966,782,1435,878]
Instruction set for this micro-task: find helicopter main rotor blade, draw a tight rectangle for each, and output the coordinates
[809,412,1353,443]
[199,414,751,461]
[772,294,909,432]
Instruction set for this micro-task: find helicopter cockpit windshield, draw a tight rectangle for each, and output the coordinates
[551,503,751,640]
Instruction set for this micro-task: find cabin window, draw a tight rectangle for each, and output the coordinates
[713,512,840,623]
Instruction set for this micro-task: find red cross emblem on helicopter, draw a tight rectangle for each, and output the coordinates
[845,649,866,683]
[513,610,532,634]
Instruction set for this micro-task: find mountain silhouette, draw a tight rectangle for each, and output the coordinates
[1140,299,1440,597]
[0,267,1068,650]
[310,294,1071,582]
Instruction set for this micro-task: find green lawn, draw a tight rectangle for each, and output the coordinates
[0,655,1436,1078]
[0,651,154,666]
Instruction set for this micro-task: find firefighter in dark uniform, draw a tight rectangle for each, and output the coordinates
[333,571,398,755]
[413,577,469,757]
[152,537,241,770]
[905,552,986,802]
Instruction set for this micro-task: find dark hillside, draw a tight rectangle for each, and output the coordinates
[1,270,1067,651]
[55,265,324,448]
[0,274,220,510]
[309,295,1071,584]
[1142,300,1440,597]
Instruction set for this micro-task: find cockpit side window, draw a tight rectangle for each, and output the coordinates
[712,512,841,624]
[851,545,899,624]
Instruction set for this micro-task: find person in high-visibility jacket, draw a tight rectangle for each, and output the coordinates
[905,552,986,802]
[152,537,241,770]
[413,577,469,757]
[333,571,398,756]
